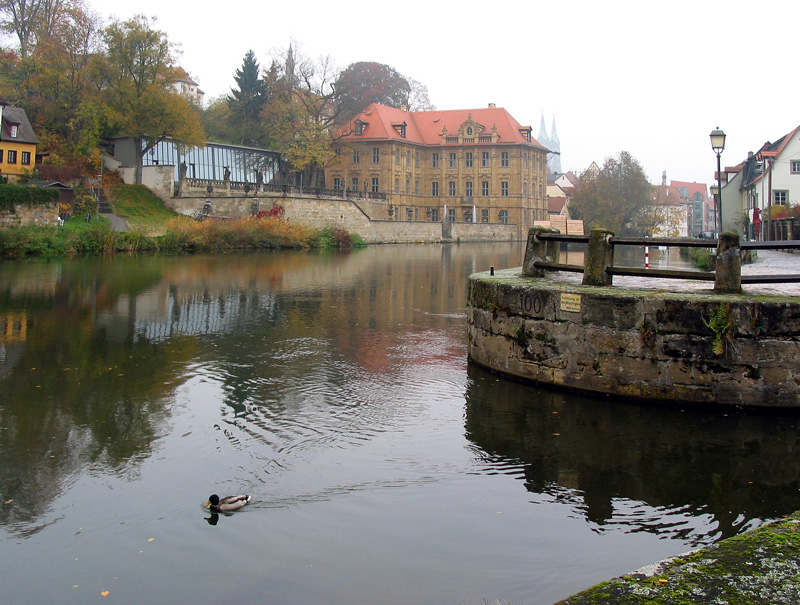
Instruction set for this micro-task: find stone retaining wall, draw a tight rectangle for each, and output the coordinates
[166,194,517,244]
[0,201,59,227]
[468,268,800,407]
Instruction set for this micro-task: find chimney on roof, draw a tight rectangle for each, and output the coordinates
[662,170,666,186]
[401,105,408,112]
[488,103,496,108]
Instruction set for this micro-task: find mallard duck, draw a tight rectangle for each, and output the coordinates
[206,494,251,512]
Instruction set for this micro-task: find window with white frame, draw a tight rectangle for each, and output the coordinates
[372,148,380,163]
[481,181,489,196]
[465,152,473,168]
[774,190,788,205]
[449,152,456,168]
[465,181,473,197]
[7,149,17,164]
[499,210,508,224]
[353,150,359,164]
[432,153,439,168]
[448,181,456,196]
[432,181,439,196]
[352,177,359,190]
[21,151,30,165]
[501,181,508,196]
[481,209,489,223]
[482,151,489,167]
[395,149,400,164]
[394,178,399,194]
[431,208,439,221]
[501,151,509,167]
[792,160,800,174]
[372,177,379,192]
[333,177,341,190]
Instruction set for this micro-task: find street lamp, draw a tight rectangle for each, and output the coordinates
[709,185,719,233]
[710,127,726,232]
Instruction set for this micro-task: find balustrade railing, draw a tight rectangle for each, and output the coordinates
[523,227,800,294]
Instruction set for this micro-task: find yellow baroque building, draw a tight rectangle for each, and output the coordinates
[0,104,38,179]
[327,103,550,234]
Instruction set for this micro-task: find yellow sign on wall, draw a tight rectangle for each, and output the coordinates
[560,293,582,313]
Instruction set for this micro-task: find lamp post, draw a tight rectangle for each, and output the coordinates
[709,185,719,233]
[710,127,726,234]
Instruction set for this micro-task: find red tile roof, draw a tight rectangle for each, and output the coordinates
[336,103,548,150]
[548,196,567,213]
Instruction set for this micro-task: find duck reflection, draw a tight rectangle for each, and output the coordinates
[464,363,800,545]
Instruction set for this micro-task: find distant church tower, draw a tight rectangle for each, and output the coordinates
[538,112,561,175]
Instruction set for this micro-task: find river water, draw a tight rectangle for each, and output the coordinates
[1,243,799,604]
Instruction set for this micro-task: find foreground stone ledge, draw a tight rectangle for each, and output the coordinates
[467,268,800,407]
[557,512,800,604]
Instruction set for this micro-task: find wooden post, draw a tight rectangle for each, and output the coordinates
[522,226,561,277]
[715,232,742,294]
[582,228,615,286]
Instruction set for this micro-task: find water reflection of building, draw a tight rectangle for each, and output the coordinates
[464,364,800,545]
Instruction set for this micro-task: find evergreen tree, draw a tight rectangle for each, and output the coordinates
[227,50,266,147]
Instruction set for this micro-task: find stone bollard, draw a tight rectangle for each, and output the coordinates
[582,228,615,286]
[715,232,742,294]
[522,226,561,277]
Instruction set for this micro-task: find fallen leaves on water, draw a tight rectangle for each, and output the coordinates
[147,538,155,542]
[100,591,110,597]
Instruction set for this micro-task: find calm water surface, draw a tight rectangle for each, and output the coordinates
[1,243,799,604]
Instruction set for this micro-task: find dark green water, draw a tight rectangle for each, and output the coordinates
[1,243,799,604]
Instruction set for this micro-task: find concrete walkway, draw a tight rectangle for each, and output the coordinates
[548,249,800,297]
[100,212,128,232]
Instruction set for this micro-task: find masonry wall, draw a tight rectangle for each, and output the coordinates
[166,194,518,243]
[468,269,800,407]
[0,201,59,227]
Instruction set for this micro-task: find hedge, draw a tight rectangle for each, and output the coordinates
[0,184,60,213]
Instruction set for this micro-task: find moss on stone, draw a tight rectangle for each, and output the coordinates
[557,513,800,604]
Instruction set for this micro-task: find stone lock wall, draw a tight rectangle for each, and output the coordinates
[468,269,800,407]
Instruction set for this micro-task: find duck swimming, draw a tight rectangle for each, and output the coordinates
[206,494,251,512]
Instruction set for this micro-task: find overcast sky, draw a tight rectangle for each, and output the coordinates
[85,0,799,187]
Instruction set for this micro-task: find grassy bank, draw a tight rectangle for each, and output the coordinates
[0,184,365,260]
[0,216,364,259]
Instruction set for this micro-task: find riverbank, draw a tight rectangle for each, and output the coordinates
[0,215,364,259]
[558,512,800,604]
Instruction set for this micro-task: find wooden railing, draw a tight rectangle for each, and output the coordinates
[523,227,800,294]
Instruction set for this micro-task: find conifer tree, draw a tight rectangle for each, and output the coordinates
[227,50,267,147]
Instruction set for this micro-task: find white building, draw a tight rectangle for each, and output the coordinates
[720,125,800,237]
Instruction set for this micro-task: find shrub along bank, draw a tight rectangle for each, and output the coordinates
[0,215,365,259]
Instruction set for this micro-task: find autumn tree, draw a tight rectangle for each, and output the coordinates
[227,49,267,147]
[0,0,43,57]
[334,61,411,123]
[92,14,204,183]
[570,151,653,236]
[638,186,688,237]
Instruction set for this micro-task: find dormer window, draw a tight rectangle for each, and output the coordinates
[355,120,367,135]
[392,122,407,138]
[466,127,473,136]
[9,124,19,138]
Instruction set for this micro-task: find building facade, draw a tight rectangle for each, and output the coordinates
[0,104,37,178]
[326,104,550,236]
[720,124,800,237]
